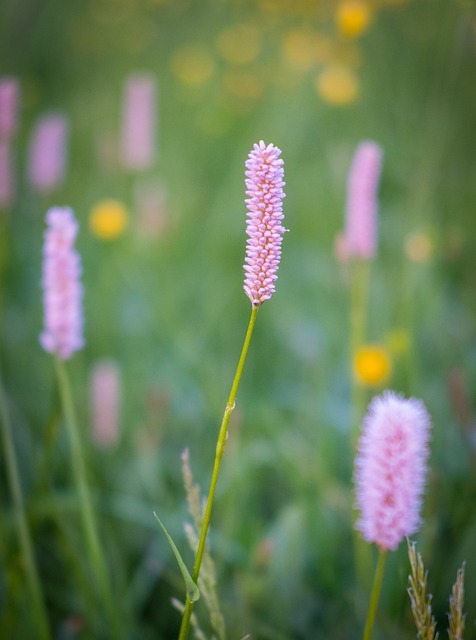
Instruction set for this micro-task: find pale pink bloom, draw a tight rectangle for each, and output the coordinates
[0,77,19,139]
[28,113,68,192]
[90,360,121,447]
[243,140,286,306]
[354,391,431,551]
[345,141,383,259]
[120,73,156,171]
[40,207,84,360]
[0,141,14,208]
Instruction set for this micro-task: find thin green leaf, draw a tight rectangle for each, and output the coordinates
[153,511,200,603]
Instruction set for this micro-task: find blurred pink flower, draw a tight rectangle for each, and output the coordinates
[0,77,19,139]
[28,113,68,193]
[0,141,14,208]
[90,359,121,447]
[354,391,431,551]
[40,207,84,360]
[120,73,156,171]
[243,140,287,306]
[345,140,383,259]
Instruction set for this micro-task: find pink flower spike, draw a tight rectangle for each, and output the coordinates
[40,207,84,360]
[243,140,287,306]
[120,73,157,171]
[0,77,20,139]
[354,391,431,552]
[28,113,68,193]
[345,140,383,260]
[90,359,121,447]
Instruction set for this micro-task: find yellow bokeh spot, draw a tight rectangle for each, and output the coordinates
[223,70,264,100]
[216,24,261,65]
[90,199,128,240]
[336,1,372,38]
[315,65,358,105]
[170,44,215,87]
[405,232,434,263]
[282,28,324,70]
[354,345,392,387]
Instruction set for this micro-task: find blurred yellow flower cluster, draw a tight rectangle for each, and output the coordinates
[166,0,406,110]
[336,1,372,38]
[353,345,392,386]
[89,199,128,240]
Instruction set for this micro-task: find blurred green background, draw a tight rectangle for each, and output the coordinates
[1,0,476,638]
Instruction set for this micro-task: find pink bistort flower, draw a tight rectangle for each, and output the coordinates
[90,359,121,447]
[354,391,431,551]
[40,207,84,360]
[28,113,68,193]
[243,140,286,306]
[120,73,156,171]
[0,77,19,139]
[345,141,383,259]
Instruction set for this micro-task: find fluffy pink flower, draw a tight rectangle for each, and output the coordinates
[0,77,19,139]
[40,207,84,360]
[354,391,431,551]
[120,73,156,171]
[90,360,121,447]
[243,140,286,306]
[28,113,68,192]
[345,141,383,259]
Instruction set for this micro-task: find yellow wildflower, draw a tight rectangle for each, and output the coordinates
[336,1,372,38]
[315,65,358,105]
[353,345,392,386]
[90,199,128,240]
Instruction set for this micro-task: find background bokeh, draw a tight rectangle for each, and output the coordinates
[1,0,476,638]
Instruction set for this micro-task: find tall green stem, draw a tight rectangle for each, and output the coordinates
[54,357,121,639]
[350,259,371,445]
[0,374,51,640]
[178,305,259,640]
[363,549,386,640]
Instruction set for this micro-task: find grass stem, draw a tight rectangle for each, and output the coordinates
[178,305,259,640]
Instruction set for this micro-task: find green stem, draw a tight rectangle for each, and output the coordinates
[350,258,371,445]
[363,549,386,640]
[0,373,51,640]
[54,357,121,639]
[178,305,259,640]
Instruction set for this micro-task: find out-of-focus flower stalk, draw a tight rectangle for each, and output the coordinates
[0,77,19,139]
[178,141,286,640]
[28,113,68,193]
[90,359,121,447]
[0,77,19,208]
[0,373,51,640]
[120,73,156,171]
[40,208,122,638]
